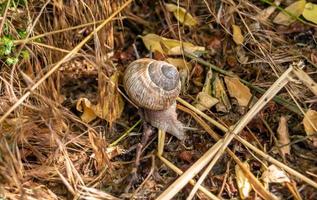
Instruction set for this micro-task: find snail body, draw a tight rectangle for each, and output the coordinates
[123,58,184,140]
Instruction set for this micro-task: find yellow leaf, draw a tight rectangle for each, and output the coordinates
[235,162,252,199]
[194,92,218,111]
[232,25,244,45]
[141,34,205,55]
[165,3,198,27]
[224,76,252,107]
[273,0,306,26]
[76,98,97,123]
[302,3,317,24]
[162,37,204,55]
[303,109,317,135]
[166,58,191,71]
[141,34,165,54]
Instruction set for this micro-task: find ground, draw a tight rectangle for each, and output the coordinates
[0,0,317,199]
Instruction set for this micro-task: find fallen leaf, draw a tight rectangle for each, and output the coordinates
[213,75,231,112]
[273,0,306,26]
[303,109,317,135]
[194,70,219,111]
[194,92,219,111]
[224,76,252,107]
[235,162,252,199]
[76,98,98,123]
[302,2,317,24]
[141,33,205,55]
[257,0,282,21]
[166,58,192,71]
[165,3,198,27]
[262,165,290,184]
[202,70,213,94]
[76,72,124,124]
[141,33,165,54]
[277,116,291,157]
[232,25,244,45]
[236,46,249,64]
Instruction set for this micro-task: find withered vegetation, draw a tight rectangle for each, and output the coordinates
[0,0,317,199]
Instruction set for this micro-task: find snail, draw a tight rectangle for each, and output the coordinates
[123,58,185,140]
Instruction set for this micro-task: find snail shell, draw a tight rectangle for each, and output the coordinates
[123,58,184,140]
[123,58,181,110]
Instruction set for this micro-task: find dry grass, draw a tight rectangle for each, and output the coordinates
[0,0,317,199]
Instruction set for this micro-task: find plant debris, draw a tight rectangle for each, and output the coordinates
[0,0,317,199]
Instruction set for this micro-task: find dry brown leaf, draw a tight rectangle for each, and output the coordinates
[273,0,306,26]
[213,75,231,112]
[194,92,219,111]
[235,162,252,199]
[232,25,244,45]
[257,0,282,21]
[76,72,124,124]
[165,3,198,27]
[194,70,218,111]
[141,33,205,55]
[262,165,290,184]
[303,109,317,136]
[277,116,291,157]
[224,76,252,107]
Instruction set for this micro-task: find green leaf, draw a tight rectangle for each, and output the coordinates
[18,29,27,39]
[0,36,14,55]
[21,50,30,60]
[6,57,18,65]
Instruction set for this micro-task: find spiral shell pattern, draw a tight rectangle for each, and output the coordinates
[123,58,181,110]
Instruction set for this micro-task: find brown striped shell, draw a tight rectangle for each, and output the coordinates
[123,58,181,110]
